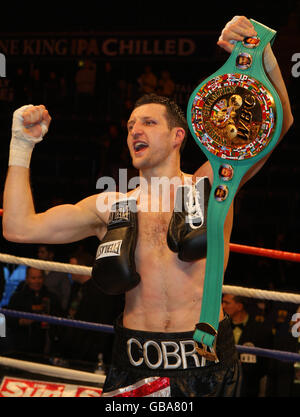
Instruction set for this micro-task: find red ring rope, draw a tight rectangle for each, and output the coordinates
[230,243,300,263]
[0,208,299,262]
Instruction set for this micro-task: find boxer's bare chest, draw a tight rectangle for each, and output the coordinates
[134,209,196,279]
[137,210,171,251]
[132,188,175,255]
[123,193,207,331]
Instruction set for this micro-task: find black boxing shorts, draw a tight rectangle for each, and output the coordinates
[101,315,241,397]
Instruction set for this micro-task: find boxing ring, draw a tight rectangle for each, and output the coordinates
[0,209,300,396]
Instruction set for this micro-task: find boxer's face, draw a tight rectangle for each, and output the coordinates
[127,103,177,170]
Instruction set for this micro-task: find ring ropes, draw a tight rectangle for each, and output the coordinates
[1,209,300,377]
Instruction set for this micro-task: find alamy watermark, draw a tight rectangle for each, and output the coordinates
[95,169,205,217]
[291,313,300,338]
[0,53,6,78]
[96,170,183,213]
[291,53,300,78]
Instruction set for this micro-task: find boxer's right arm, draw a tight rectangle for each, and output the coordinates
[3,178,105,243]
[3,105,107,244]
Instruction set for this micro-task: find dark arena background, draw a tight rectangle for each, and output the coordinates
[0,1,299,399]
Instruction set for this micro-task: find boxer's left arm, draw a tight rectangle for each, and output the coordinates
[217,16,294,187]
[190,17,293,267]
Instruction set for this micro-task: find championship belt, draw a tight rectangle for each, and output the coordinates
[187,19,283,355]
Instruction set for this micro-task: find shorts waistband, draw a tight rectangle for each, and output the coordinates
[111,315,237,376]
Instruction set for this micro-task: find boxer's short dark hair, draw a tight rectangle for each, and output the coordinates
[134,93,189,153]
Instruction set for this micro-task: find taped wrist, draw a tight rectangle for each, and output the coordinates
[9,137,35,168]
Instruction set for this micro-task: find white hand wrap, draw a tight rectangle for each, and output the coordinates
[263,43,278,73]
[9,105,49,168]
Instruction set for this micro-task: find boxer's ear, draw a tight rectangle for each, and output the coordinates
[173,127,185,149]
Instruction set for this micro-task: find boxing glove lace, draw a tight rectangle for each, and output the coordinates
[167,177,211,262]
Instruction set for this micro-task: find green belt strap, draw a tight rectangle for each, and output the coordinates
[187,19,283,350]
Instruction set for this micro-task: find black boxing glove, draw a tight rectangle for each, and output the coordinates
[91,198,140,295]
[167,177,211,262]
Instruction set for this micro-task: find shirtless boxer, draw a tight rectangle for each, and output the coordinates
[2,17,293,396]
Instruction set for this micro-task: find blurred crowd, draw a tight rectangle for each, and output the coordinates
[0,61,191,125]
[0,244,124,374]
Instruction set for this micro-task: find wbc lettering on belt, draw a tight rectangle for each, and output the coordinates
[127,337,217,370]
